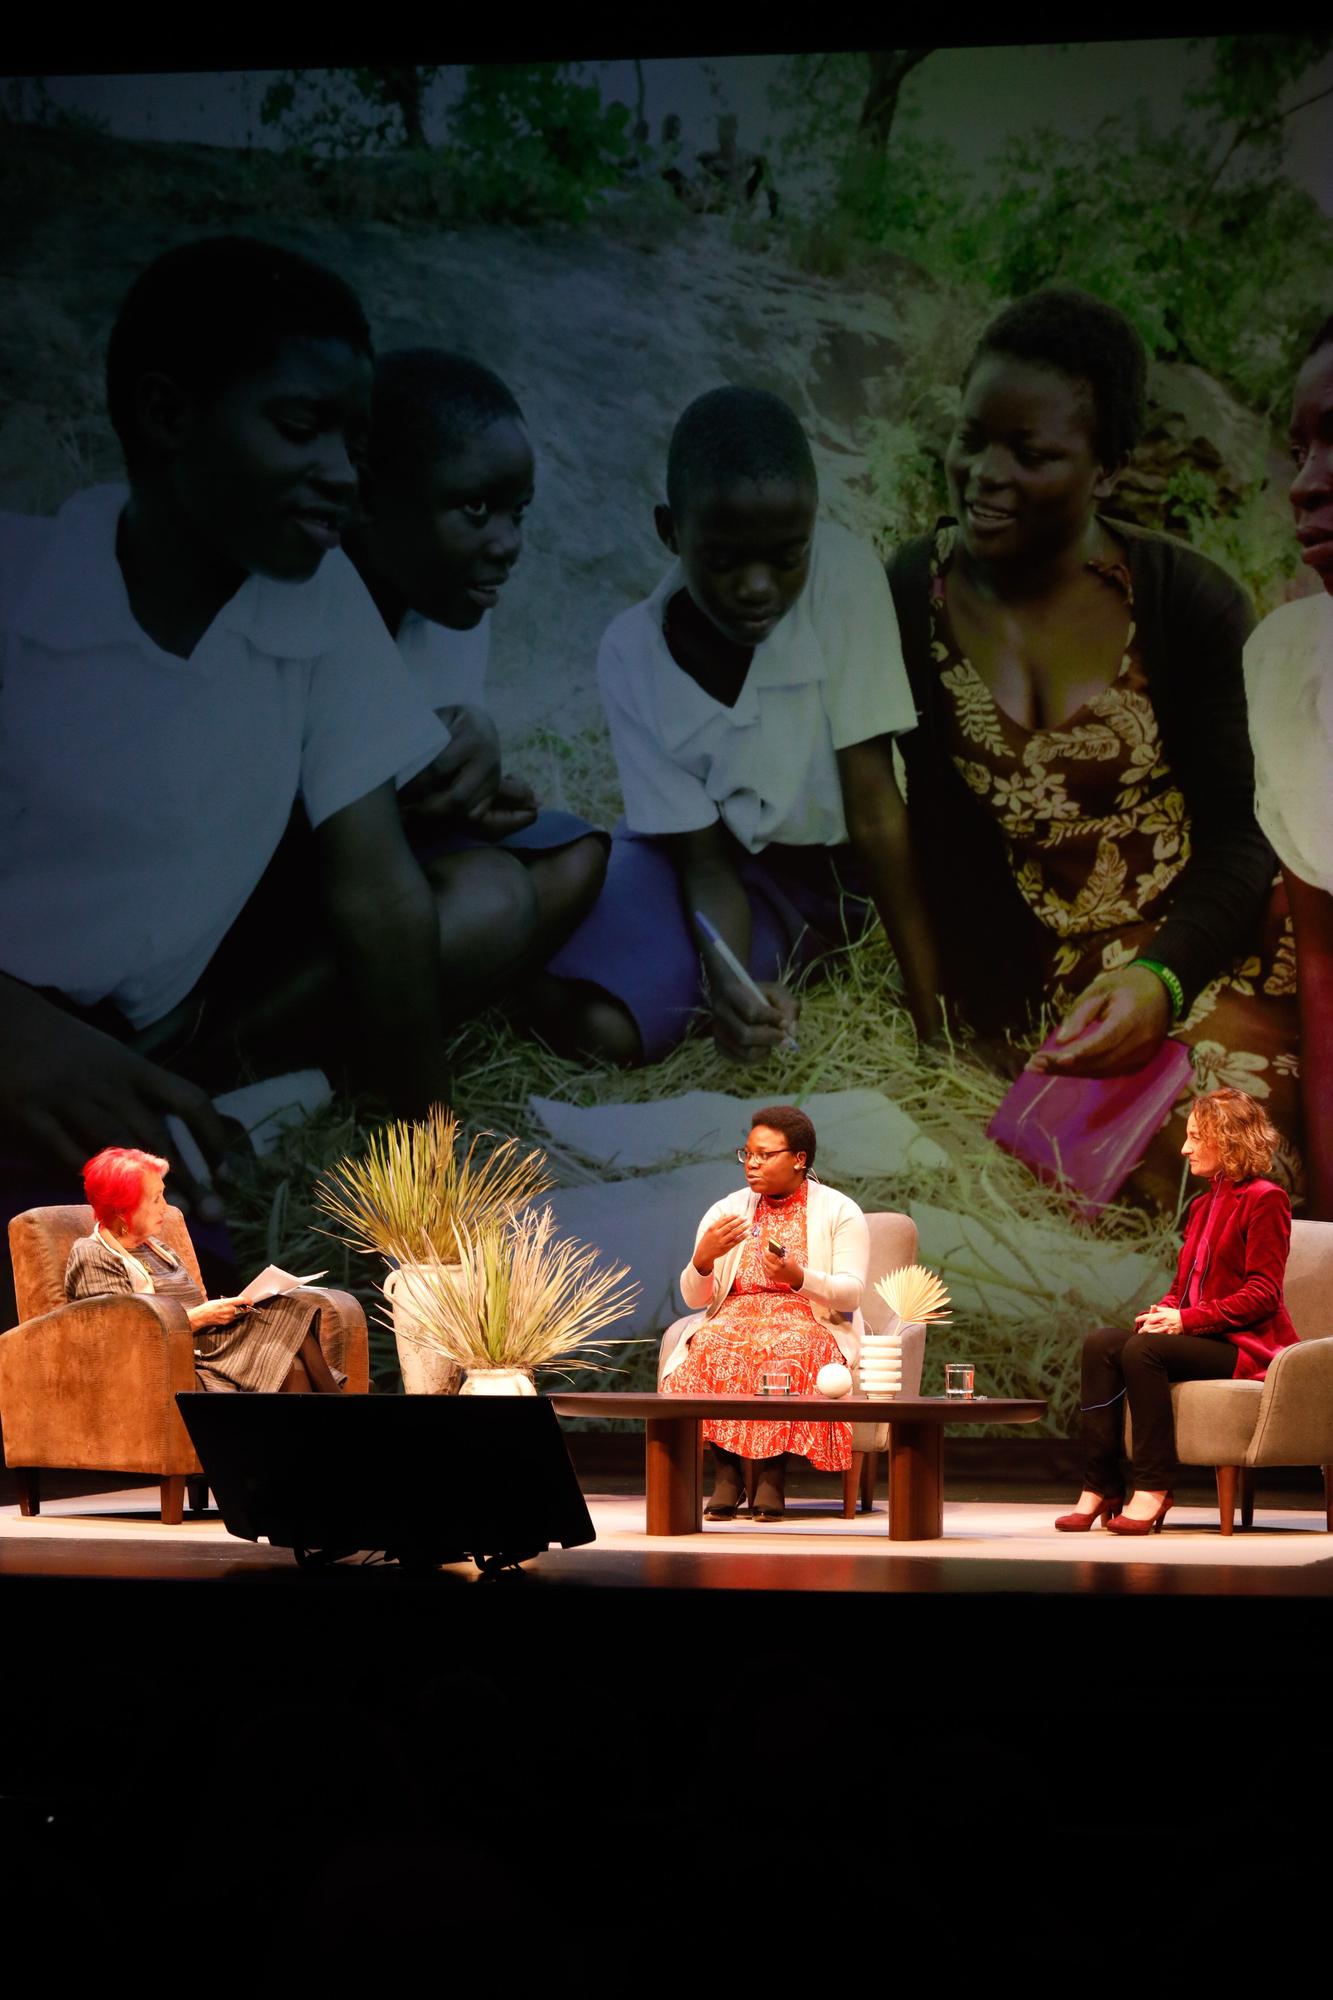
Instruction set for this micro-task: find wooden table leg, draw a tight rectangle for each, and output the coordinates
[645,1415,702,1535]
[887,1421,944,1541]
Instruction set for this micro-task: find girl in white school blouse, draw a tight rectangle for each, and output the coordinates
[545,385,941,1067]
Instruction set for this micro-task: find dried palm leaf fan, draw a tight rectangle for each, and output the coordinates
[873,1264,952,1325]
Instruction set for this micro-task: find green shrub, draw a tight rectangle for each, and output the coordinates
[950,113,1333,420]
[444,64,631,224]
[1160,465,1301,613]
[259,62,632,226]
[841,112,1325,425]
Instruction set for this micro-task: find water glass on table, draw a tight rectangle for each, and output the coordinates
[944,1363,976,1400]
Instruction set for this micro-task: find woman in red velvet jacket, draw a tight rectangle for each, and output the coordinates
[1056,1086,1298,1535]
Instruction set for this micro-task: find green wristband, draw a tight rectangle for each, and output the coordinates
[1131,957,1185,1022]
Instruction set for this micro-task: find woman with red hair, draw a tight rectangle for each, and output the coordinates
[1056,1087,1298,1534]
[66,1146,343,1392]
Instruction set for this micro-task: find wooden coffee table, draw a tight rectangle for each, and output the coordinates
[548,1392,1046,1541]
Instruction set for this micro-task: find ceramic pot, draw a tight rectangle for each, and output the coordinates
[858,1330,903,1397]
[459,1367,537,1397]
[384,1264,464,1395]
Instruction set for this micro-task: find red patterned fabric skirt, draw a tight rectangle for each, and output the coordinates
[668,1314,852,1469]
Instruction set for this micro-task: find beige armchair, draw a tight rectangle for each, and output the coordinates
[1126,1218,1333,1533]
[656,1208,922,1519]
[0,1204,369,1524]
[846,1210,923,1517]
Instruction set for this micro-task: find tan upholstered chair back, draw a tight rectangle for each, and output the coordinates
[861,1210,920,1330]
[8,1204,204,1327]
[1286,1220,1333,1343]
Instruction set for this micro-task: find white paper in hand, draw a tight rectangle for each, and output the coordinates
[239,1265,327,1305]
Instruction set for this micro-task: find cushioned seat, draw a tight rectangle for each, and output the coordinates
[1124,1218,1333,1532]
[846,1210,923,1516]
[0,1203,369,1524]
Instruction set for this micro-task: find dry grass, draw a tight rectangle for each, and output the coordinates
[223,866,1183,1433]
[222,692,1185,1428]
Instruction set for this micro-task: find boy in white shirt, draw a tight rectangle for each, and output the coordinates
[0,236,453,1256]
[546,385,943,1064]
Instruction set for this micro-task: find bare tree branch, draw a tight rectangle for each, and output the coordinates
[1189,79,1333,228]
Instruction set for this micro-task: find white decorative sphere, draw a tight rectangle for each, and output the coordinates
[816,1362,853,1399]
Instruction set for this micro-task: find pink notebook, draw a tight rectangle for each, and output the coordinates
[987,1036,1194,1218]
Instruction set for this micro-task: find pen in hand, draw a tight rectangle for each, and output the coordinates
[693,911,799,1053]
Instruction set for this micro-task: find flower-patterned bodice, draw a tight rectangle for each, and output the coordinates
[730,1178,811,1298]
[931,525,1191,941]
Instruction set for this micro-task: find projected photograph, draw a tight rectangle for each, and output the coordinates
[2,39,1330,1428]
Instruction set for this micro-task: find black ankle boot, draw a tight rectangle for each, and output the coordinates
[705,1445,747,1519]
[751,1454,787,1520]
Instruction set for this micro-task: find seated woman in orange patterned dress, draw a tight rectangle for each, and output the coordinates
[661,1105,867,1520]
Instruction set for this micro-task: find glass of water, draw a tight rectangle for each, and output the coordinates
[944,1363,975,1400]
[759,1368,791,1397]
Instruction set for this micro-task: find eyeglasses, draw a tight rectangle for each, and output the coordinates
[736,1146,794,1166]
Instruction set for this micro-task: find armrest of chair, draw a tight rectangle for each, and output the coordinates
[1245,1338,1333,1467]
[295,1286,369,1394]
[853,1324,928,1452]
[0,1293,198,1472]
[900,1324,927,1399]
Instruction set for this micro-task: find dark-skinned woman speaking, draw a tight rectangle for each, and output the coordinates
[660,1105,867,1521]
[887,288,1300,1206]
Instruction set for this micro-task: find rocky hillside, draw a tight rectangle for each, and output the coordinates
[0,120,1309,760]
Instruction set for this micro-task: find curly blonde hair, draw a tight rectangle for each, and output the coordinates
[1189,1088,1278,1182]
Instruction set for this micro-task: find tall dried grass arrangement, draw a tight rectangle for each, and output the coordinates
[314,1105,553,1265]
[395,1206,639,1376]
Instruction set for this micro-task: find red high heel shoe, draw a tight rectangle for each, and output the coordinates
[1054,1494,1124,1531]
[1105,1491,1174,1535]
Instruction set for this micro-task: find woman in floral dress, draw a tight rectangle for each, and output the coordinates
[888,288,1300,1207]
[661,1105,868,1519]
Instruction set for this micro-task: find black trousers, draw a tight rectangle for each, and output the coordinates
[1080,1325,1237,1492]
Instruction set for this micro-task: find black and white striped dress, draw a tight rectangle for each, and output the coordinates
[64,1231,325,1393]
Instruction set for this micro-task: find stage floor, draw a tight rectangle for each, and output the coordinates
[5,1485,1332,1594]
[5,1477,1331,1953]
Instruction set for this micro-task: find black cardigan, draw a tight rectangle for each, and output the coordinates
[887,522,1274,1031]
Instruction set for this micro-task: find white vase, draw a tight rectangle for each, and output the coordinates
[459,1368,537,1397]
[859,1329,903,1398]
[384,1264,464,1396]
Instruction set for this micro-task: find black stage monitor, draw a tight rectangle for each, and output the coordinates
[176,1392,596,1573]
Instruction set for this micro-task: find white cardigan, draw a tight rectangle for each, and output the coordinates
[661,1179,868,1383]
